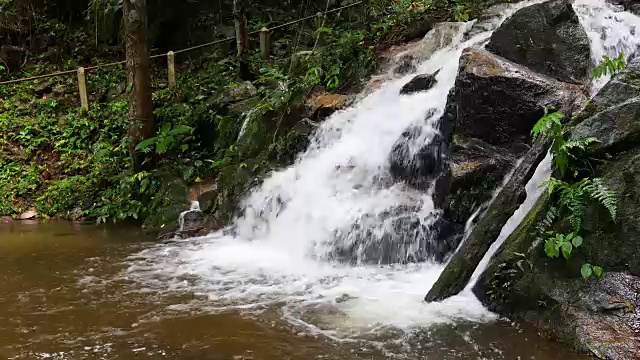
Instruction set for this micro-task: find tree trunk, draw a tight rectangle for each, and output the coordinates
[123,0,154,170]
[233,0,251,80]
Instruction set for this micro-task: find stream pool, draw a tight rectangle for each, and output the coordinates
[0,221,589,359]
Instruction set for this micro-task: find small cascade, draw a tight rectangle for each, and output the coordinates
[178,201,202,232]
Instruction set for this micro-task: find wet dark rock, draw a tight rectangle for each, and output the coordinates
[449,136,516,193]
[388,108,449,194]
[330,205,464,265]
[445,136,517,224]
[470,63,640,356]
[473,190,640,359]
[190,179,218,214]
[400,70,440,95]
[487,0,591,86]
[182,209,204,232]
[425,137,549,302]
[450,47,586,150]
[572,60,640,154]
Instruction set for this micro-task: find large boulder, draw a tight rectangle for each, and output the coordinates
[572,60,640,153]
[388,108,450,197]
[445,136,517,224]
[448,48,586,150]
[472,65,640,359]
[473,172,640,359]
[487,0,592,86]
[425,137,549,302]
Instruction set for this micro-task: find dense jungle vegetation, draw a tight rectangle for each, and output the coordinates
[0,0,505,228]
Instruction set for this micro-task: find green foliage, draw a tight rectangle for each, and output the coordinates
[136,123,194,155]
[532,110,617,279]
[544,231,583,260]
[531,110,600,177]
[581,263,603,279]
[592,52,626,79]
[0,0,500,226]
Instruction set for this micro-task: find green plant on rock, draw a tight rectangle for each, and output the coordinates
[532,111,617,279]
[592,52,626,79]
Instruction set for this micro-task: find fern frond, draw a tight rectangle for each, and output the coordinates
[531,111,564,140]
[559,181,589,231]
[562,137,600,153]
[541,178,566,195]
[583,178,617,220]
[537,206,559,234]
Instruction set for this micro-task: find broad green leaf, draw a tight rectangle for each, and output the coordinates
[545,239,560,258]
[572,235,583,248]
[593,266,603,278]
[156,138,173,154]
[581,263,593,279]
[169,125,193,136]
[160,123,172,134]
[561,242,573,259]
[135,138,156,152]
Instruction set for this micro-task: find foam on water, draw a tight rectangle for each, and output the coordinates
[126,0,640,342]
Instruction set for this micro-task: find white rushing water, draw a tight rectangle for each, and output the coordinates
[575,0,640,93]
[126,0,640,343]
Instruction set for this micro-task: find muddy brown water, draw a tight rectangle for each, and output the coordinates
[0,221,589,359]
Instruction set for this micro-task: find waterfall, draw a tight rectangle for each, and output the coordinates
[127,0,640,342]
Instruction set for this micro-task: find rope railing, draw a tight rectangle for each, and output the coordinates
[0,0,366,110]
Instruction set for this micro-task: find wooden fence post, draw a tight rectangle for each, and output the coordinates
[259,27,270,61]
[77,67,89,111]
[315,12,326,46]
[167,51,176,88]
[233,0,250,79]
[363,0,370,25]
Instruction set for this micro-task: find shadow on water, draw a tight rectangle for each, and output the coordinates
[0,221,589,359]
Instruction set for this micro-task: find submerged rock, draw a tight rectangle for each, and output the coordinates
[425,137,549,302]
[449,47,586,150]
[487,0,591,86]
[330,205,463,265]
[400,70,440,95]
